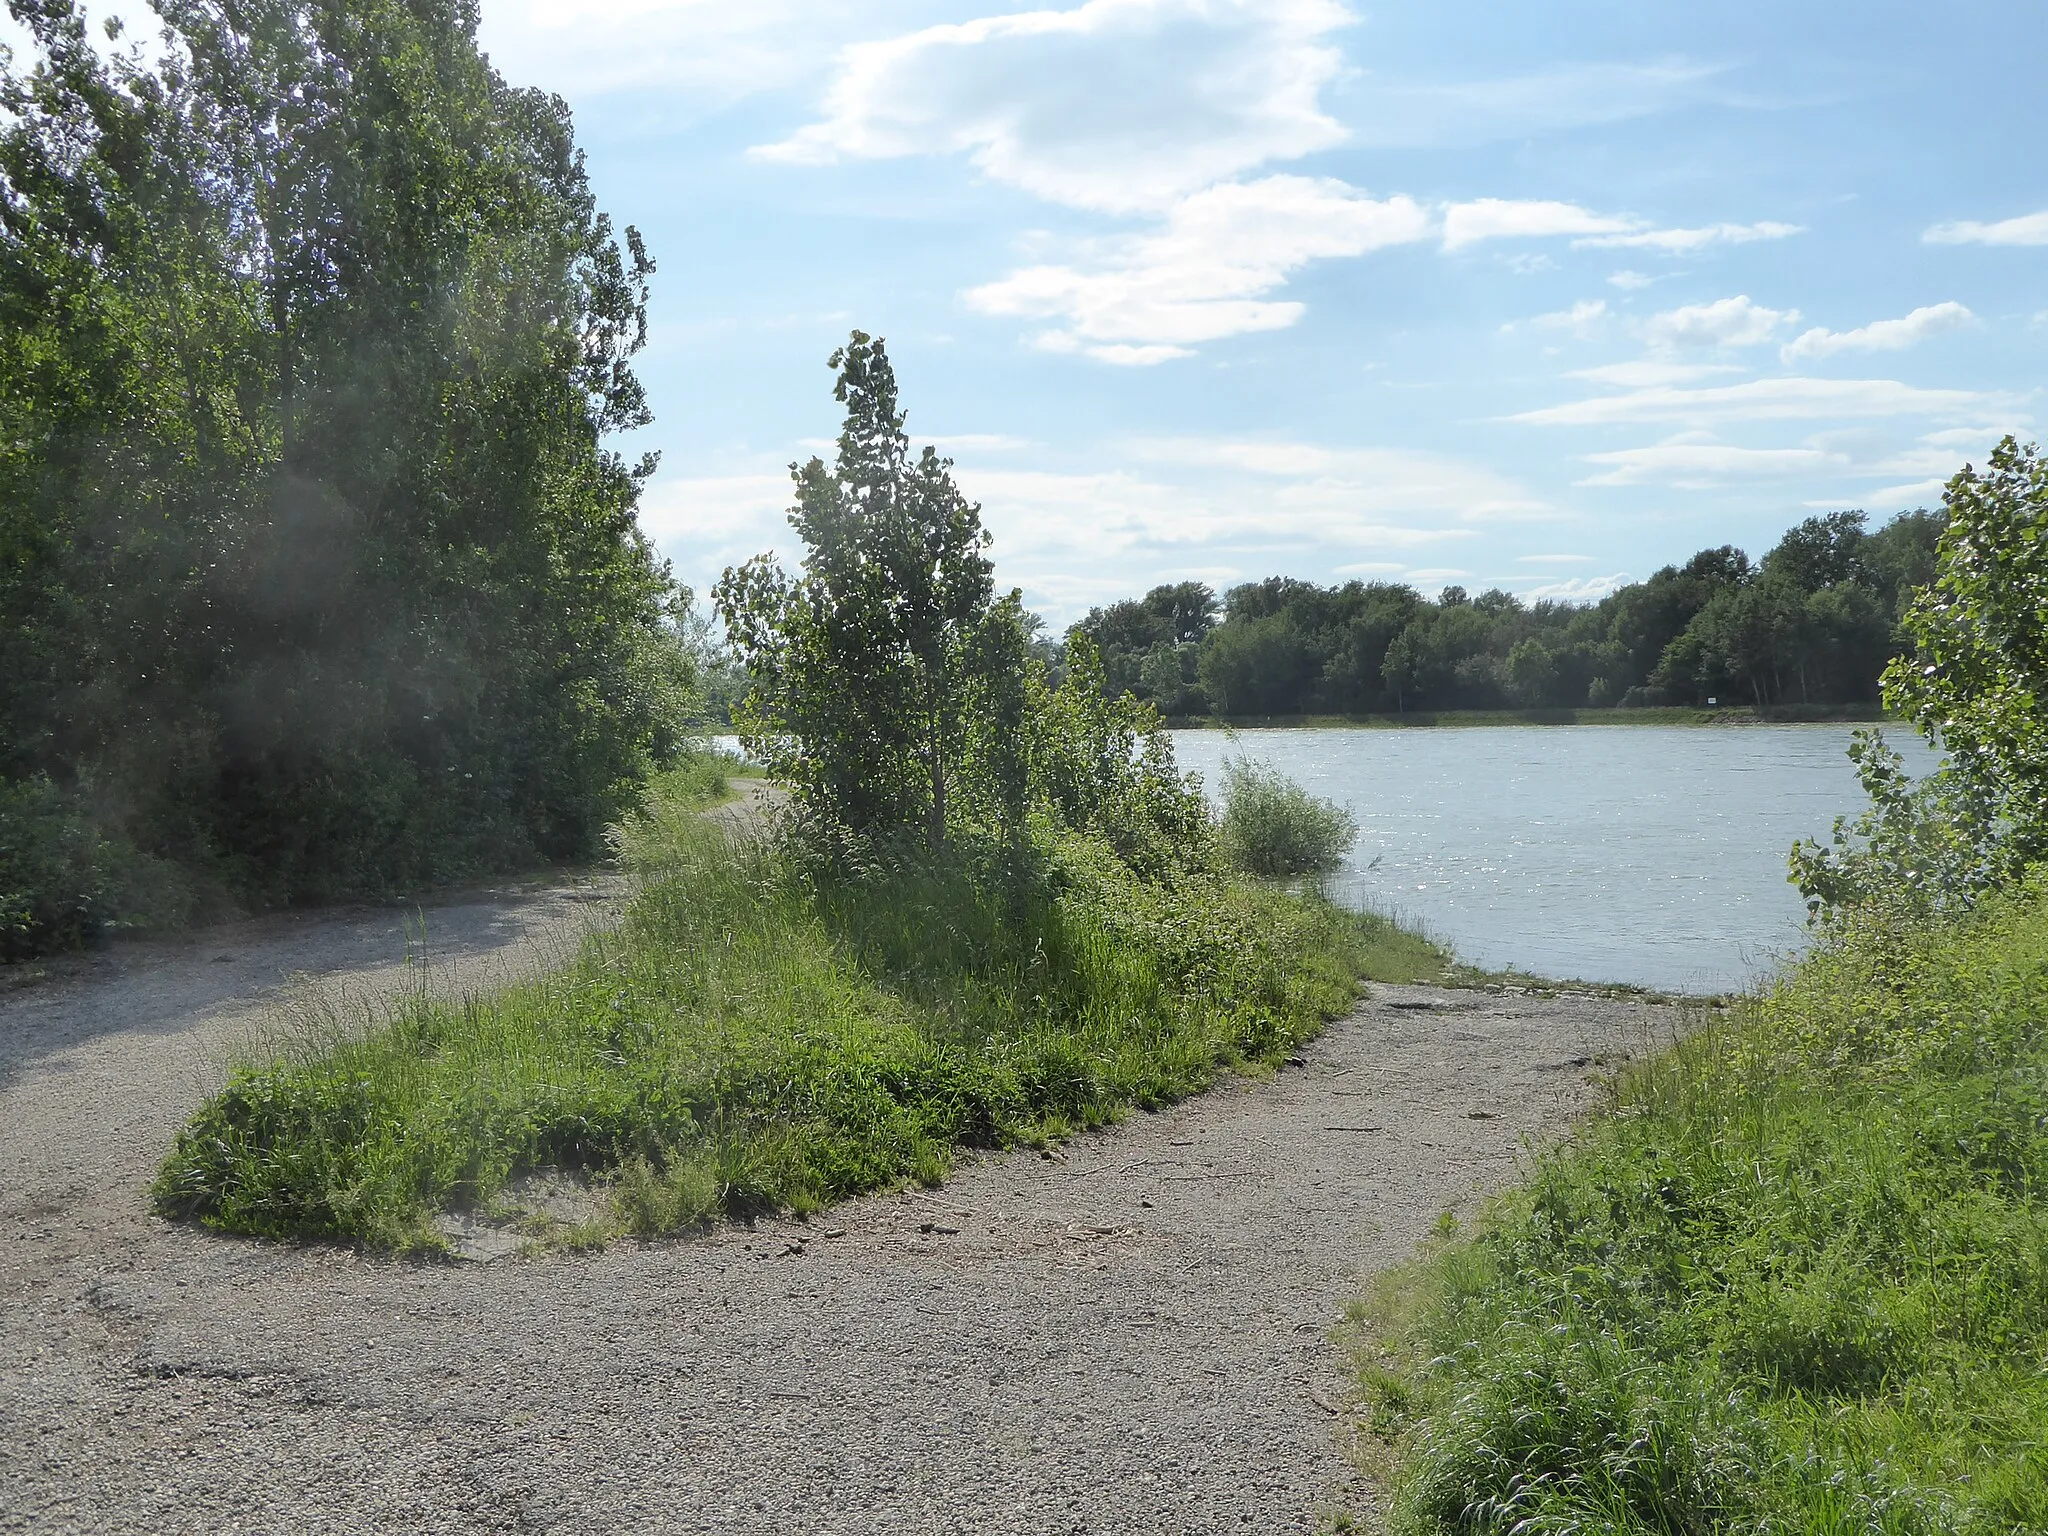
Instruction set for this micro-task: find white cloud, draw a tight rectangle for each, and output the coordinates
[1576,220,1801,252]
[1131,438,1551,522]
[1334,561,1409,575]
[1564,361,1744,387]
[1444,207,1799,256]
[754,0,1350,214]
[1642,294,1798,351]
[1924,210,2048,247]
[968,176,1431,359]
[1515,376,2011,427]
[1578,442,1848,488]
[1515,553,1595,565]
[1441,199,1636,251]
[1514,299,1609,339]
[1608,270,1654,290]
[1525,573,1630,602]
[1780,301,1977,363]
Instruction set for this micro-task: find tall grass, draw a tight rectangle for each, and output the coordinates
[157,774,1432,1250]
[1360,873,2048,1534]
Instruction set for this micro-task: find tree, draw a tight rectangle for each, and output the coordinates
[1886,437,2048,864]
[717,333,1030,847]
[1793,440,2048,918]
[2,0,689,944]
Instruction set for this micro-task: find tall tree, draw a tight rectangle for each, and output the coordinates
[718,333,1030,847]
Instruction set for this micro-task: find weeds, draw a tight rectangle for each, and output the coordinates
[1359,873,2048,1534]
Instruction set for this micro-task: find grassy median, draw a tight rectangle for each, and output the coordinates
[156,764,1440,1251]
[1357,875,2048,1535]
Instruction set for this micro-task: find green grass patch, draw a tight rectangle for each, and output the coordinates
[1357,874,2048,1534]
[157,774,1427,1251]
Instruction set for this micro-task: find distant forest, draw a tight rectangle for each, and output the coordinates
[1071,509,1942,718]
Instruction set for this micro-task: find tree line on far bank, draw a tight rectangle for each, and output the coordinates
[1072,508,1943,718]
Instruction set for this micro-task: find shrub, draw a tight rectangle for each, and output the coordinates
[1216,758,1357,879]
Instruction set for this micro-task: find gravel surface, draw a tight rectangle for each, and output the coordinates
[1,876,1672,1535]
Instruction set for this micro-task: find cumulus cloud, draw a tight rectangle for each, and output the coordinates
[1608,270,1654,290]
[1642,295,1798,351]
[1441,199,1636,251]
[1576,220,1801,252]
[1514,377,2010,428]
[1924,210,2048,247]
[753,0,1350,214]
[967,176,1431,360]
[1780,301,1977,363]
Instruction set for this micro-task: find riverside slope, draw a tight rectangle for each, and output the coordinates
[0,880,1662,1534]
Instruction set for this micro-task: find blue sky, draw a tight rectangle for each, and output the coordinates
[25,1,2045,624]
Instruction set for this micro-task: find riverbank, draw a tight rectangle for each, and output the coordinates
[1355,878,2048,1532]
[1172,703,1893,730]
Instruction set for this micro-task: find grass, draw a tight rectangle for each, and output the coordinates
[156,765,1441,1252]
[1355,872,2048,1535]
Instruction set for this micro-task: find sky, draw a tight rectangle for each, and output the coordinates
[14,1,2044,623]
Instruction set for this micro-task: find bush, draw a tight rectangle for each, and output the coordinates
[0,777,197,959]
[1216,758,1357,879]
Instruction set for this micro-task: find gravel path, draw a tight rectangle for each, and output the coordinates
[1,877,1671,1535]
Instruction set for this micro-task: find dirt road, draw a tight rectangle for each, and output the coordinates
[0,883,1666,1534]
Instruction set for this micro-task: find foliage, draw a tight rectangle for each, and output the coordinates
[718,333,1214,876]
[1362,880,2048,1535]
[717,333,1030,849]
[153,769,1413,1250]
[1069,511,1941,718]
[1216,758,1357,880]
[1793,439,2048,920]
[0,0,693,955]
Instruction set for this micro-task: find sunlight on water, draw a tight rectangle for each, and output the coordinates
[1172,725,1940,995]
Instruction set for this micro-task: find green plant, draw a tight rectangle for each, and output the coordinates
[155,769,1407,1249]
[1362,881,2048,1535]
[1216,758,1357,880]
[1793,439,2048,920]
[717,333,1031,849]
[2,0,696,955]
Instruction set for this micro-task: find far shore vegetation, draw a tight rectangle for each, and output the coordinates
[1356,438,2048,1535]
[1066,509,1939,723]
[154,336,1435,1252]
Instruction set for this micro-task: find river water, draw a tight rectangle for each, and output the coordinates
[1170,725,1940,995]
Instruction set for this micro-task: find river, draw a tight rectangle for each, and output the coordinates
[1170,725,1940,995]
